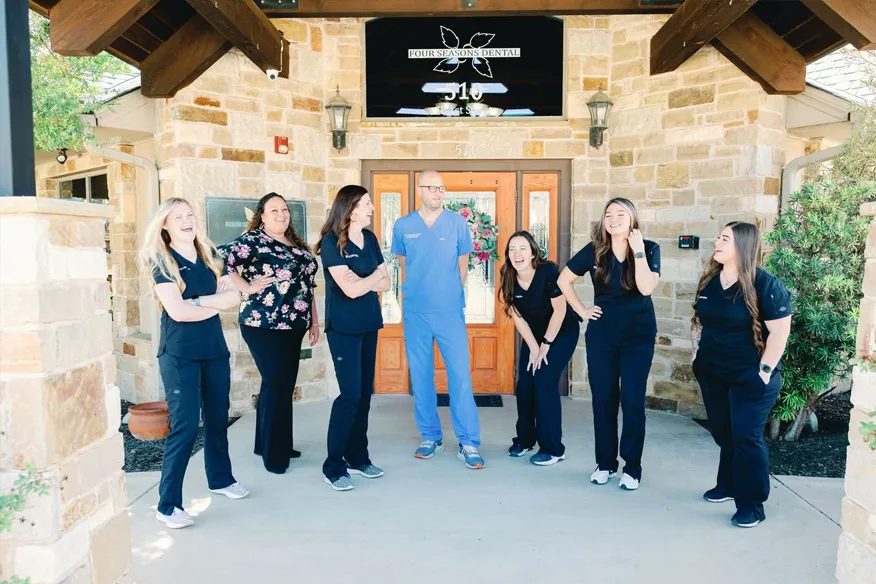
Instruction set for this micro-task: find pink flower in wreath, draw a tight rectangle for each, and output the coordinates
[478,252,489,262]
[459,207,473,220]
[473,241,482,252]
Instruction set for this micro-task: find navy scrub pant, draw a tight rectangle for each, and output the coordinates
[695,362,781,516]
[241,325,306,474]
[323,330,378,479]
[157,353,235,516]
[513,327,578,457]
[586,341,655,480]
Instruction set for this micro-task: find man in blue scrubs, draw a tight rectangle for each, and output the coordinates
[391,170,485,469]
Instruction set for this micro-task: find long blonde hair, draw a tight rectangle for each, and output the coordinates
[139,197,223,297]
[692,221,765,355]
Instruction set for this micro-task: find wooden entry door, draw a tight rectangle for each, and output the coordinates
[371,172,516,394]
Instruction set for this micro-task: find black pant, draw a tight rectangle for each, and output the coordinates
[695,362,781,516]
[241,325,306,474]
[586,341,655,480]
[157,353,235,515]
[513,327,578,457]
[323,330,378,479]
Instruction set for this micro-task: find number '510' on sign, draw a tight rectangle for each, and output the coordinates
[455,144,479,157]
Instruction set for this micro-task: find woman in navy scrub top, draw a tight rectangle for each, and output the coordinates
[558,197,661,491]
[220,193,320,475]
[692,221,792,528]
[499,231,581,466]
[140,197,249,530]
[315,185,391,491]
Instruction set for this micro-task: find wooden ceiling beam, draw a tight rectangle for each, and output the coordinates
[801,0,876,51]
[260,0,681,17]
[48,0,160,56]
[185,0,289,78]
[650,0,757,75]
[712,12,806,95]
[140,13,232,98]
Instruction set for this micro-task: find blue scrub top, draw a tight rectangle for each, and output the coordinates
[152,249,229,361]
[391,210,474,314]
[319,229,385,334]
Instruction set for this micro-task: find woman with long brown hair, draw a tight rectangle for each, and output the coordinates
[220,192,319,474]
[499,231,580,465]
[692,221,792,528]
[558,197,661,491]
[314,185,391,491]
[141,197,248,529]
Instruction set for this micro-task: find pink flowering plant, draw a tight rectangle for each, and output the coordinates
[445,199,499,272]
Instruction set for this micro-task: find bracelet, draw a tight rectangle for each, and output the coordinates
[542,337,553,346]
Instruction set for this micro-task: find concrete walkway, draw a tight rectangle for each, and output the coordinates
[125,396,842,584]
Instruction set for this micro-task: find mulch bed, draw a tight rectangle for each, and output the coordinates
[121,400,240,473]
[693,391,852,478]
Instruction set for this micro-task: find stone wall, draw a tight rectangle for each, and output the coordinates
[837,201,876,582]
[0,198,129,584]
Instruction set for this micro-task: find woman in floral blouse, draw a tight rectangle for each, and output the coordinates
[220,192,319,474]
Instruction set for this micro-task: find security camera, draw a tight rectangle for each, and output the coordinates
[266,69,280,81]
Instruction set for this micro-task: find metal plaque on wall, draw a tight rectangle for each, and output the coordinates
[205,197,307,247]
[364,16,565,120]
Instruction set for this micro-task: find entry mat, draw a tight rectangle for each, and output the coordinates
[437,394,503,407]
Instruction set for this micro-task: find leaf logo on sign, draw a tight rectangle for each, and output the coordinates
[433,26,496,78]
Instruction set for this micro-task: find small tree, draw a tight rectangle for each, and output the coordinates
[764,182,875,441]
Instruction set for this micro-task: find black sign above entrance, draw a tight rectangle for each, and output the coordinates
[364,17,565,119]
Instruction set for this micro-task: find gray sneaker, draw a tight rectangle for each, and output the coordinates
[414,439,445,459]
[324,475,354,491]
[347,464,384,479]
[209,482,250,499]
[457,445,486,469]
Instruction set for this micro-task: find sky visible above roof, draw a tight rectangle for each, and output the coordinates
[806,44,876,106]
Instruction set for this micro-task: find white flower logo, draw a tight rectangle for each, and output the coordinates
[434,26,495,78]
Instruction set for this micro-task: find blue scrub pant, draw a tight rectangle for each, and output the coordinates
[157,353,236,515]
[403,310,480,447]
[694,362,781,517]
[513,326,578,457]
[586,341,655,480]
[323,330,377,479]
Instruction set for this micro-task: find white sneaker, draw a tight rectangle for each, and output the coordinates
[590,467,618,485]
[619,473,640,491]
[156,507,194,529]
[209,482,250,499]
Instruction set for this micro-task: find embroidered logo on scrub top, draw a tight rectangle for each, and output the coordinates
[347,254,359,258]
[698,296,708,299]
[515,295,523,299]
[180,266,190,271]
[780,306,787,312]
[405,233,421,239]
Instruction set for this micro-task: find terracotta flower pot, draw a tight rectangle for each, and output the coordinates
[128,401,170,441]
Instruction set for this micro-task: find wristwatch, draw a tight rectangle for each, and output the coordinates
[634,251,645,259]
[542,337,553,346]
[759,363,772,374]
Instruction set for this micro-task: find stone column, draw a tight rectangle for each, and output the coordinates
[0,198,130,584]
[838,202,876,581]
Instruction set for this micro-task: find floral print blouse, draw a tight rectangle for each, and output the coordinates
[219,230,318,331]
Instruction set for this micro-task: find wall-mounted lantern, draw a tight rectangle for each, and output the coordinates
[325,87,352,151]
[586,88,613,149]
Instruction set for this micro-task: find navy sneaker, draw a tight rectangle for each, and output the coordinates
[731,509,765,528]
[414,439,445,459]
[508,444,533,457]
[704,486,734,503]
[530,451,565,466]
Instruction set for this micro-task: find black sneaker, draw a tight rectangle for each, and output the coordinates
[508,443,533,457]
[703,486,734,503]
[731,509,765,528]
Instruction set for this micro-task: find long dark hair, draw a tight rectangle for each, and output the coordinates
[692,221,764,354]
[314,185,369,256]
[499,231,547,318]
[246,192,309,250]
[592,197,641,291]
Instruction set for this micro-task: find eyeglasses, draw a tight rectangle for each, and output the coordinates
[419,185,446,193]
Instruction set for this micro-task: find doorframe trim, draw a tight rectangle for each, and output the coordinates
[361,159,574,396]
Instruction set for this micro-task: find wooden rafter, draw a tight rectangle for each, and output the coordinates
[140,13,232,98]
[185,0,289,78]
[49,0,160,56]
[260,0,681,17]
[650,0,757,75]
[800,0,876,51]
[713,12,806,95]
